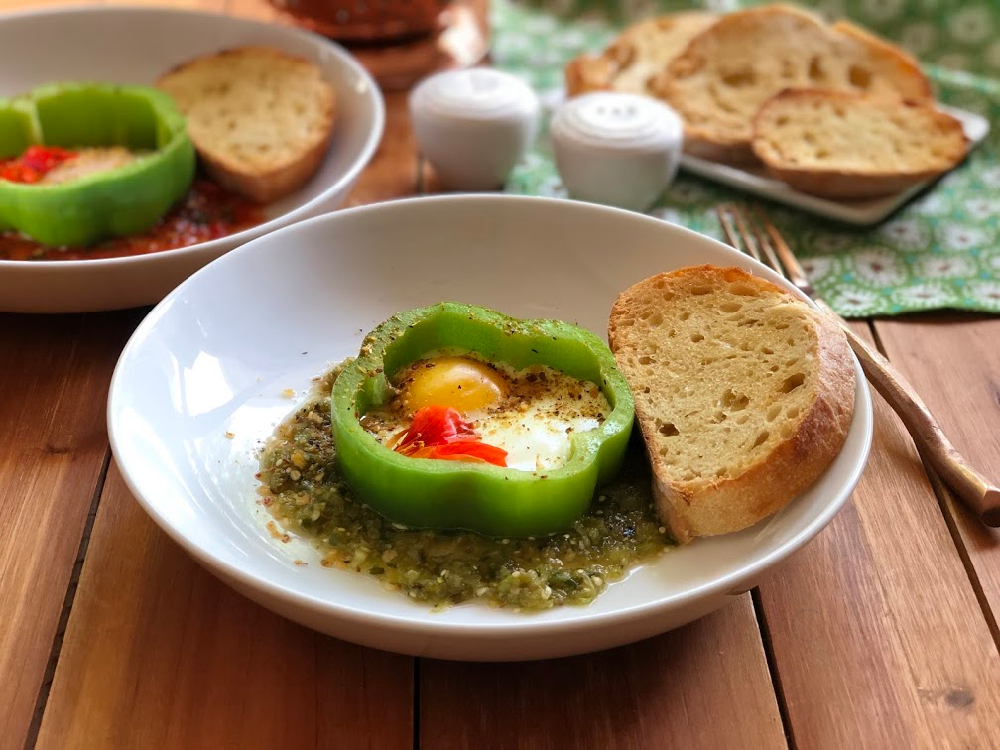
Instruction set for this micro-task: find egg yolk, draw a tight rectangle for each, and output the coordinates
[402,357,508,414]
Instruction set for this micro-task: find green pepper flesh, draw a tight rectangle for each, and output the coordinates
[0,83,195,247]
[0,98,41,157]
[331,303,636,538]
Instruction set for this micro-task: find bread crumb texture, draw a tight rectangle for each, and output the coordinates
[751,89,967,197]
[158,46,336,201]
[609,265,855,542]
[653,4,930,157]
[564,12,716,96]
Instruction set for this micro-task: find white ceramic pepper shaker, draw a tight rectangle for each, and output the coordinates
[410,68,541,191]
[550,92,684,212]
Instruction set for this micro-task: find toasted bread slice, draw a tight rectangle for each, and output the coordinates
[652,4,931,161]
[158,46,336,203]
[752,89,966,199]
[608,265,855,543]
[831,20,932,102]
[564,12,716,97]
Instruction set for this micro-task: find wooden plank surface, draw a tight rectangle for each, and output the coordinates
[4,0,1000,747]
[0,0,98,9]
[36,465,413,750]
[415,97,781,750]
[33,71,420,750]
[0,311,142,750]
[755,322,1000,749]
[875,316,1000,635]
[421,596,787,750]
[223,0,279,23]
[345,92,418,207]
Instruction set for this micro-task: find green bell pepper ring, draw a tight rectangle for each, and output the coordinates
[0,97,41,157]
[0,83,195,247]
[331,303,636,538]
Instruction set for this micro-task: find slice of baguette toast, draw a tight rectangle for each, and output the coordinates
[158,46,336,203]
[831,20,932,102]
[752,89,966,199]
[564,12,716,97]
[608,265,855,543]
[652,4,931,162]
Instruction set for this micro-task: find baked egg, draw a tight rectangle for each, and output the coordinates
[361,350,610,472]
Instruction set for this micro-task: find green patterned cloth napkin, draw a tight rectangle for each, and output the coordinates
[491,0,1000,317]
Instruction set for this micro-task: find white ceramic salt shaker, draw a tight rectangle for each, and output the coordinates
[551,92,684,212]
[410,68,541,191]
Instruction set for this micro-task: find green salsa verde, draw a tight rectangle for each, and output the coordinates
[256,363,675,611]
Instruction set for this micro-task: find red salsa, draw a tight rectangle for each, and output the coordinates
[0,145,78,184]
[0,178,266,261]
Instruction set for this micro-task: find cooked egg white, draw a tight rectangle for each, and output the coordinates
[363,351,610,472]
[39,147,141,185]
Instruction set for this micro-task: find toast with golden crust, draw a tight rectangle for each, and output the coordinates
[752,89,966,199]
[651,4,931,162]
[158,46,336,203]
[564,12,716,97]
[608,265,855,543]
[831,20,932,102]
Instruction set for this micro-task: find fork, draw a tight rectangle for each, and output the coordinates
[716,204,1000,528]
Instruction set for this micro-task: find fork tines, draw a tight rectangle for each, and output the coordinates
[715,204,815,299]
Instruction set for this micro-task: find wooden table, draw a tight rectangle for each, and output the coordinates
[3,1,1000,747]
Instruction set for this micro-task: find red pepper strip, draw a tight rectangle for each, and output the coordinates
[1,145,77,184]
[392,404,477,453]
[391,405,508,467]
[408,440,510,465]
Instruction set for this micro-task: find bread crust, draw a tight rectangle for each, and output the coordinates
[681,138,758,164]
[751,89,967,199]
[758,164,941,200]
[608,265,855,543]
[653,4,932,163]
[831,21,932,102]
[564,54,615,97]
[655,4,827,162]
[564,12,717,98]
[158,46,336,203]
[198,124,333,204]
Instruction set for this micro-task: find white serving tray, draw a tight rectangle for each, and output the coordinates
[679,104,989,226]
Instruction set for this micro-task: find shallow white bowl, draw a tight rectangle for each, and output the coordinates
[0,5,384,313]
[109,195,872,661]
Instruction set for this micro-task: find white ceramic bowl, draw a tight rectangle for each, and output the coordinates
[0,5,384,313]
[108,195,872,661]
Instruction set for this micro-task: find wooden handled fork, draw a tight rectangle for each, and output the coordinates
[716,204,1000,528]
